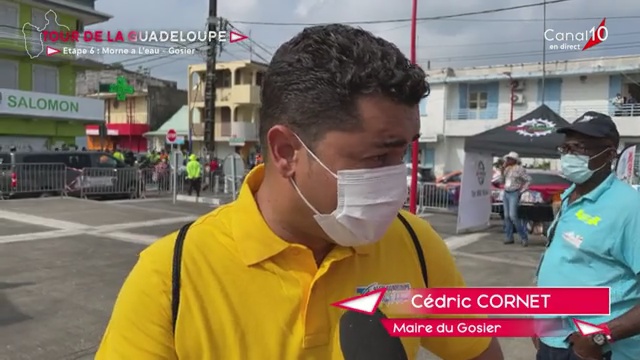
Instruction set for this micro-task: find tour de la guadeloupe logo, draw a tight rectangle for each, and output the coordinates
[505,119,556,137]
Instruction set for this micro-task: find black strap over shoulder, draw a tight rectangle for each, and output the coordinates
[171,221,193,332]
[170,214,429,332]
[396,213,429,288]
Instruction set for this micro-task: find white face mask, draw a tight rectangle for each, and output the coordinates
[290,138,408,247]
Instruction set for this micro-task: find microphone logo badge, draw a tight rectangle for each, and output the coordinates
[332,288,386,315]
[356,282,411,304]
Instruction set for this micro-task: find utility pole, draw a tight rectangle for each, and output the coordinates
[541,0,547,103]
[203,0,218,159]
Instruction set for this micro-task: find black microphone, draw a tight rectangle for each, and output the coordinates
[339,309,408,360]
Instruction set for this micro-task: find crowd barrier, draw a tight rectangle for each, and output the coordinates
[407,182,459,214]
[0,163,69,199]
[409,182,504,218]
[138,168,242,198]
[1,165,505,218]
[0,163,242,200]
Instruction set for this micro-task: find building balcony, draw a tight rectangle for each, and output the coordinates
[230,120,258,141]
[560,104,640,137]
[189,85,261,107]
[439,103,640,138]
[215,121,231,137]
[228,84,261,105]
[443,108,533,137]
[106,112,149,126]
[191,121,258,141]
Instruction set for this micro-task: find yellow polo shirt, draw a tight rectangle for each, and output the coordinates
[96,165,491,360]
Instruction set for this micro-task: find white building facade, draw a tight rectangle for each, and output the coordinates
[412,55,640,177]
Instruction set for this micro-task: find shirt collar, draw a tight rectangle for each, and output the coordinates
[561,173,616,203]
[231,164,369,266]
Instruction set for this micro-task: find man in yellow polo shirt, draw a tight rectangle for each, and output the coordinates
[96,24,503,360]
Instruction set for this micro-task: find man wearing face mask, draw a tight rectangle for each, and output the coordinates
[96,24,503,360]
[534,112,640,360]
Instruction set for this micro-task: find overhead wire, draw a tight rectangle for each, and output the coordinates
[231,0,571,26]
[421,41,640,64]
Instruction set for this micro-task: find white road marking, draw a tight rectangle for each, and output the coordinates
[101,202,198,217]
[92,231,158,245]
[443,233,486,251]
[0,229,84,244]
[176,194,222,205]
[0,209,93,230]
[452,251,538,268]
[0,209,196,244]
[93,216,197,232]
[0,203,489,251]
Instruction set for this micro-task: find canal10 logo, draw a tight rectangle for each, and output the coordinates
[544,18,608,51]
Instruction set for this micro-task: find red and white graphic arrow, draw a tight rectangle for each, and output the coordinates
[229,31,249,43]
[572,319,611,337]
[46,46,60,56]
[331,289,386,315]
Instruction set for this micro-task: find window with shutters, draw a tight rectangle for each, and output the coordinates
[32,65,59,93]
[0,59,19,89]
[0,2,19,39]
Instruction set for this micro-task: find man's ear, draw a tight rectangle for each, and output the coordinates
[266,125,300,178]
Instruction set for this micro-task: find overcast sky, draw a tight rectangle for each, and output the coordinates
[91,0,640,89]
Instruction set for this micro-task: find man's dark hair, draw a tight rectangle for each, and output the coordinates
[259,24,430,149]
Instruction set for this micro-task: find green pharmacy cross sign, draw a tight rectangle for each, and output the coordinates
[109,76,134,101]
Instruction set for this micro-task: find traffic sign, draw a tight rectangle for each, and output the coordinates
[166,129,177,143]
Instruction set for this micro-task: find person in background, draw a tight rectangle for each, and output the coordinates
[209,157,219,173]
[147,150,158,164]
[535,112,640,360]
[112,148,124,162]
[159,150,168,162]
[124,151,135,166]
[155,158,170,191]
[501,151,531,246]
[186,154,202,197]
[612,93,624,116]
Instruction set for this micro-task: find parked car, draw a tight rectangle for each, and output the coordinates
[407,167,458,207]
[0,151,140,200]
[406,165,435,187]
[491,169,571,215]
[431,170,463,206]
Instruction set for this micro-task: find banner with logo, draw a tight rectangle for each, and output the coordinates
[456,152,493,233]
[615,145,636,184]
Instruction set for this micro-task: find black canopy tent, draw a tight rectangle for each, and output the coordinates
[463,104,572,158]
